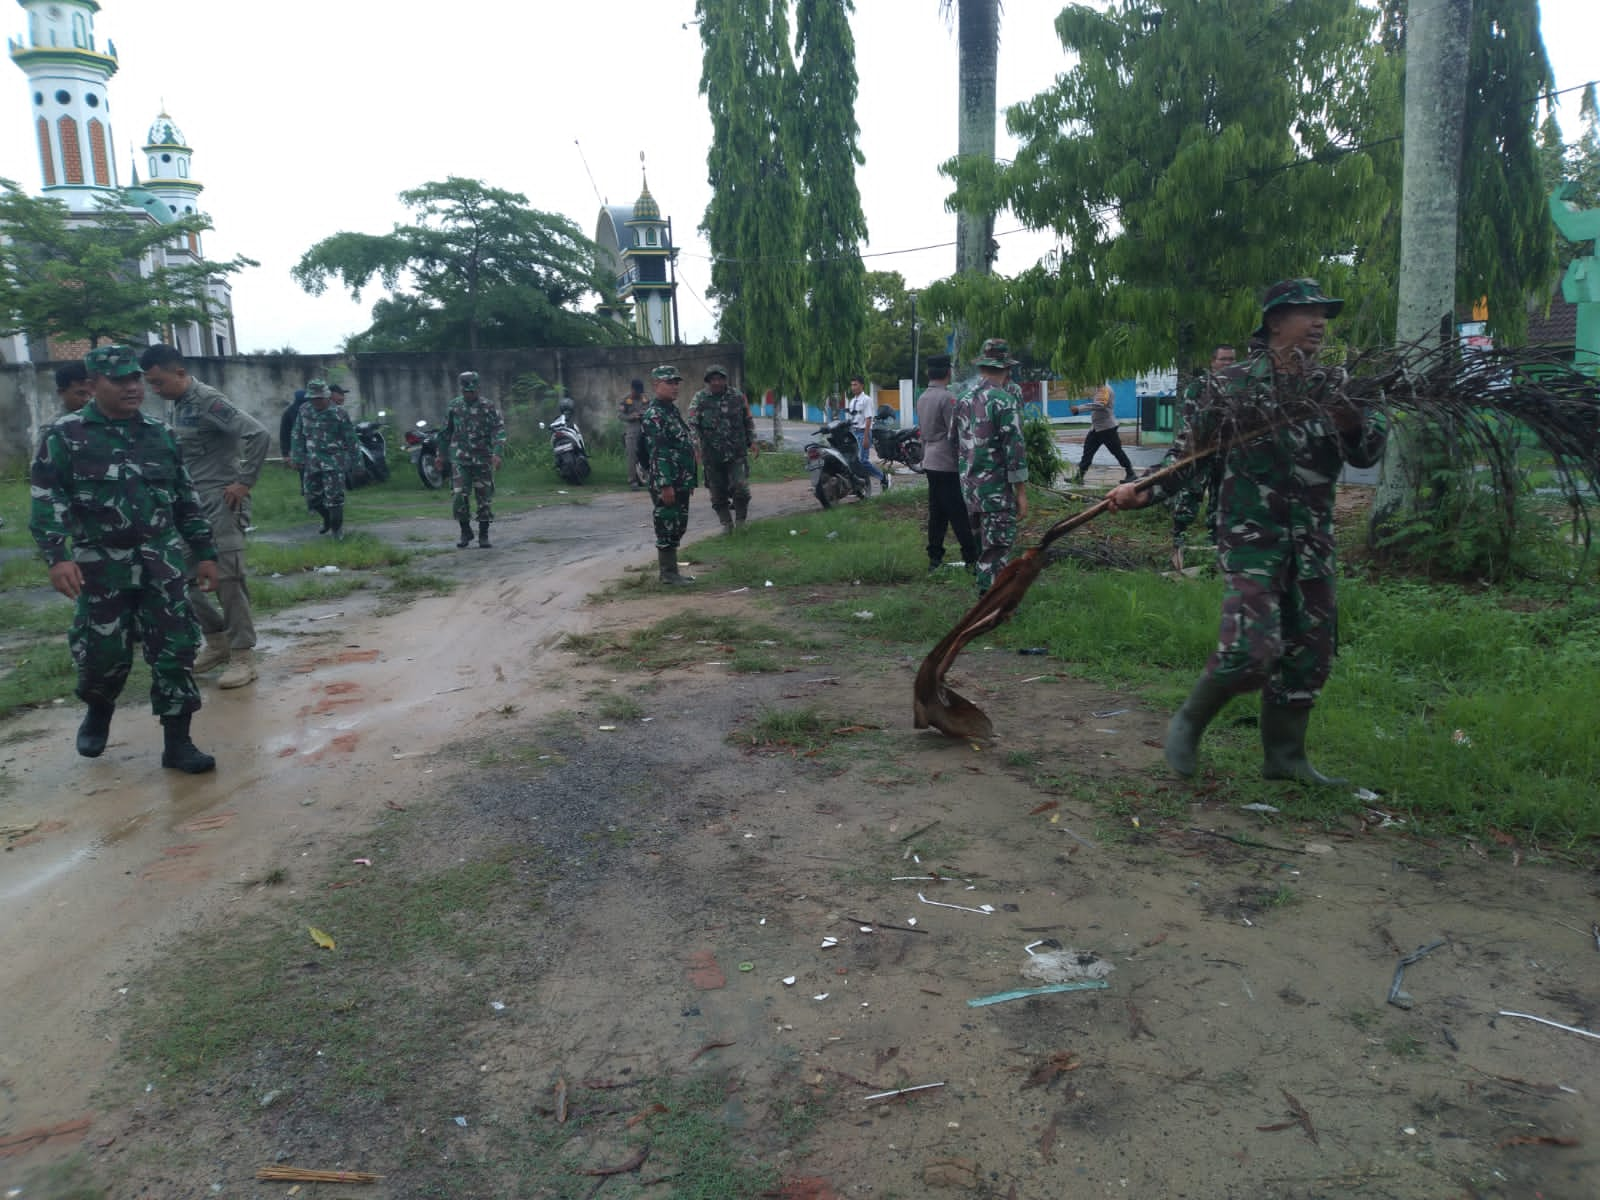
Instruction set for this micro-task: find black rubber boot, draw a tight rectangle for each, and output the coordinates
[1260,700,1348,786]
[734,499,749,529]
[76,701,114,758]
[477,520,492,548]
[457,520,473,548]
[315,503,331,534]
[160,713,216,774]
[328,505,344,540]
[1164,674,1236,778]
[1074,467,1087,486]
[657,548,695,586]
[717,509,734,536]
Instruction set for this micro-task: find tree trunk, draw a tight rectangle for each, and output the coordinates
[1369,0,1473,539]
[954,0,998,280]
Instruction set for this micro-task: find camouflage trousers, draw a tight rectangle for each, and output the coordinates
[450,464,495,523]
[971,508,1019,592]
[651,488,692,550]
[1205,569,1336,707]
[703,456,750,517]
[71,548,202,716]
[189,547,255,651]
[303,468,346,512]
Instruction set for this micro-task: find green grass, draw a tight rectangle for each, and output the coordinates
[566,610,820,672]
[733,704,859,754]
[595,692,644,721]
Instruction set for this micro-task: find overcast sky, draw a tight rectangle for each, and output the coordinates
[2,0,1595,353]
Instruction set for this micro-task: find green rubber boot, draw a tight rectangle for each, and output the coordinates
[1164,674,1236,778]
[1260,700,1348,786]
[657,548,695,586]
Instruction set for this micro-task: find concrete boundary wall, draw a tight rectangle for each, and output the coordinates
[1,343,746,471]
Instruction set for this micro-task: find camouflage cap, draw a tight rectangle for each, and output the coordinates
[459,371,479,389]
[972,337,1018,369]
[703,363,729,381]
[84,344,142,378]
[305,379,331,400]
[1253,277,1343,339]
[651,365,684,382]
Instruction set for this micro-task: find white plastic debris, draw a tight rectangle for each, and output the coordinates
[764,580,774,588]
[1354,787,1381,802]
[489,1001,506,1011]
[1021,949,1115,985]
[853,611,874,620]
[1240,803,1280,814]
[315,565,341,575]
[1452,729,1473,747]
[782,975,796,986]
[454,1115,468,1127]
[820,936,839,948]
[812,993,830,1001]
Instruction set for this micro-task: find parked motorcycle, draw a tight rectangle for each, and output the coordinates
[805,418,872,508]
[545,399,591,484]
[405,419,445,489]
[345,414,391,489]
[870,405,924,473]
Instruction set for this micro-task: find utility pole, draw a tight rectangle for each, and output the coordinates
[910,290,921,394]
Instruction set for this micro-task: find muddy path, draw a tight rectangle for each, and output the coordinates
[4,474,1599,1199]
[0,479,821,1175]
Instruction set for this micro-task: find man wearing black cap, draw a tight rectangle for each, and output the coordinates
[915,355,978,571]
[1109,278,1387,786]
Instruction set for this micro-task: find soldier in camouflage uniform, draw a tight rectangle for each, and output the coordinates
[140,344,271,690]
[687,364,759,534]
[288,379,359,538]
[28,345,219,773]
[435,371,507,548]
[1109,279,1387,785]
[1169,343,1238,568]
[637,365,699,585]
[956,337,1030,594]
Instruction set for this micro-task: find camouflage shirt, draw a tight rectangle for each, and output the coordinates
[687,386,755,463]
[1147,351,1387,580]
[956,379,1029,513]
[639,397,698,492]
[438,393,507,466]
[29,404,216,567]
[290,402,359,473]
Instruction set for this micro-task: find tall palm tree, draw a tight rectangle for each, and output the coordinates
[942,0,1000,276]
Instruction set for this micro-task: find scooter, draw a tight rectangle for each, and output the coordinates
[805,418,872,508]
[346,415,391,489]
[545,401,591,484]
[870,405,924,473]
[405,419,445,489]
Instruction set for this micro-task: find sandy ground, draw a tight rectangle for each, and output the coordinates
[3,475,1598,1199]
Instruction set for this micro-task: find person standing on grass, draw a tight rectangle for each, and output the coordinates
[1070,385,1136,485]
[956,338,1029,596]
[619,377,648,489]
[687,364,758,534]
[288,380,358,539]
[638,365,698,586]
[29,345,218,773]
[845,374,890,492]
[1170,343,1239,567]
[916,354,978,572]
[435,371,506,549]
[140,344,271,690]
[1108,278,1387,785]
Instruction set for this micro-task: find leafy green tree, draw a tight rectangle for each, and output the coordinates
[697,0,806,416]
[861,270,954,387]
[0,180,253,349]
[795,0,869,405]
[928,0,1397,382]
[292,177,622,353]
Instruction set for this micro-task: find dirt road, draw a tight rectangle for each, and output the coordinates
[0,480,819,1177]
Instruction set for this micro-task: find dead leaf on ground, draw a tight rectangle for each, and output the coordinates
[1021,1051,1082,1090]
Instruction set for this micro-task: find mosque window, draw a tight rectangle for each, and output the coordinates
[85,93,99,108]
[88,118,109,186]
[161,152,171,163]
[36,118,56,186]
[71,13,86,48]
[646,229,657,246]
[54,89,70,105]
[57,116,82,184]
[177,160,188,178]
[33,92,42,106]
[147,156,155,176]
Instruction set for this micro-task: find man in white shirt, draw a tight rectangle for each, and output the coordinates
[845,375,890,492]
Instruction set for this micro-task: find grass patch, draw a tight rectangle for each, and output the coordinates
[570,610,818,672]
[596,692,643,721]
[247,531,413,575]
[0,553,48,591]
[0,639,77,718]
[731,703,870,755]
[383,566,458,597]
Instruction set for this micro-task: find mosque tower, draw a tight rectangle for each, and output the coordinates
[142,109,204,254]
[594,159,679,347]
[8,0,121,211]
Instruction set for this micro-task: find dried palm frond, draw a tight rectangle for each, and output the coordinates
[913,346,1600,741]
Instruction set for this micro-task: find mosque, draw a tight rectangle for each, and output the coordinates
[594,171,679,347]
[4,0,236,361]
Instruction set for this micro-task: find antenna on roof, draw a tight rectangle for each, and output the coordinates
[574,139,605,208]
